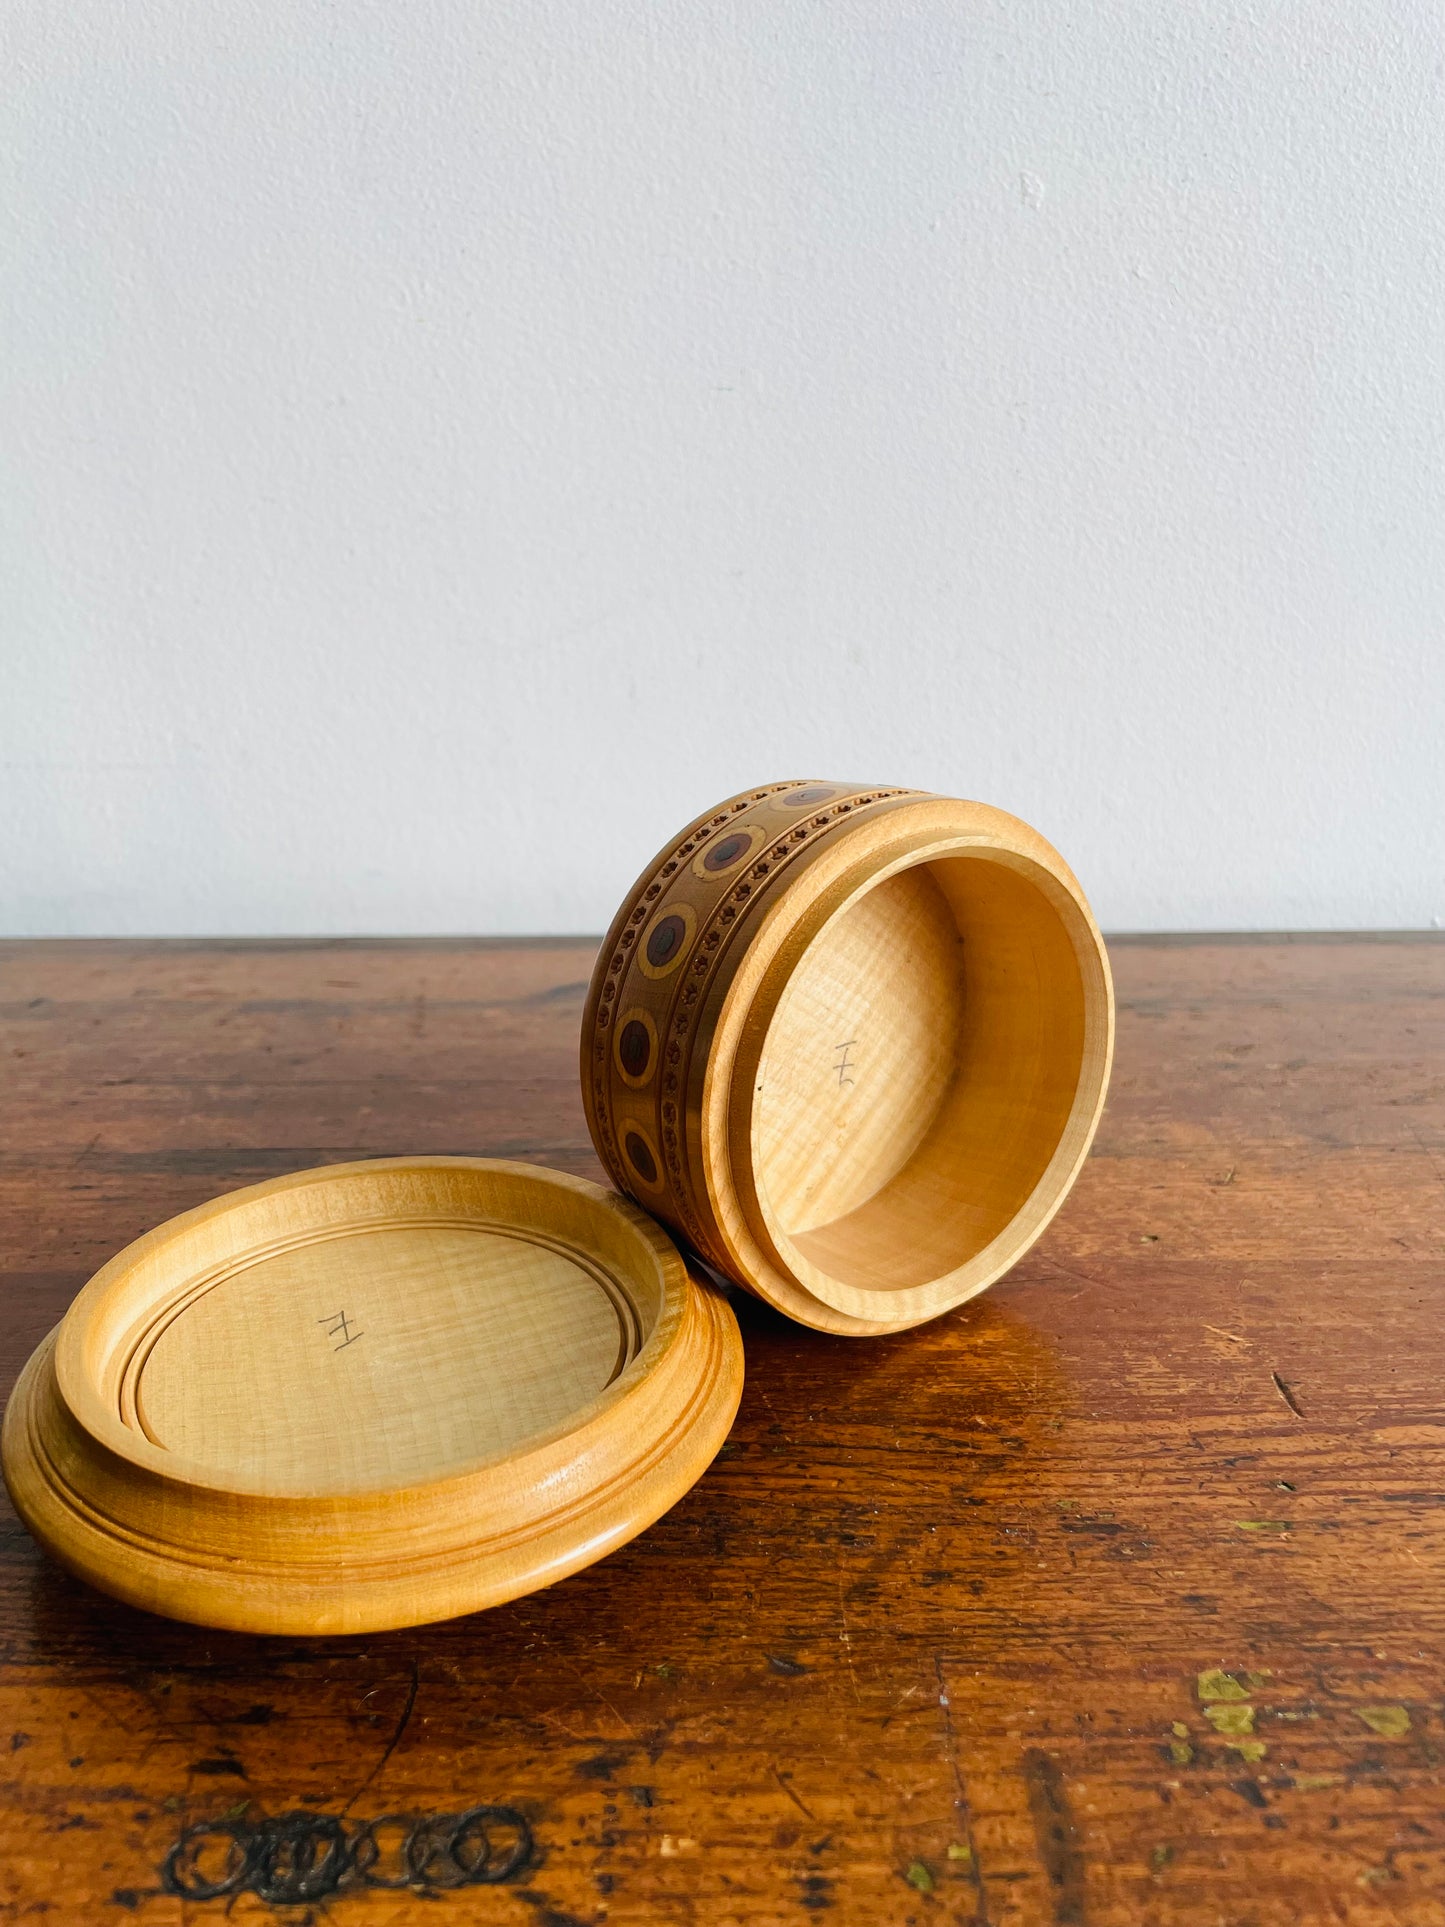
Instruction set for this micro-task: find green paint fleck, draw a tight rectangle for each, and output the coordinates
[1169,1741,1194,1766]
[1198,1668,1271,1700]
[1235,1520,1291,1532]
[219,1801,247,1822]
[1230,1740,1267,1763]
[905,1859,936,1893]
[1198,1669,1248,1700]
[1294,1772,1340,1790]
[1198,1669,1249,1702]
[654,1662,678,1679]
[1150,1844,1173,1872]
[946,1843,973,1865]
[1204,1703,1256,1737]
[1357,1705,1410,1739]
[161,1795,184,1814]
[1171,1721,1190,1738]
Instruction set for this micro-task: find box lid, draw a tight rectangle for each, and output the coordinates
[1,1157,743,1634]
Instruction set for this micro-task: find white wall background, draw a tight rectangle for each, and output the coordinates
[3,1,1442,936]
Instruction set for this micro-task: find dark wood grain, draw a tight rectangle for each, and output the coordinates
[0,934,1441,1925]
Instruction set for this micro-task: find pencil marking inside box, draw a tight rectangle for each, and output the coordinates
[319,1309,363,1352]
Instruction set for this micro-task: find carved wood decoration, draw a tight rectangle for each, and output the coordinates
[582,782,1115,1334]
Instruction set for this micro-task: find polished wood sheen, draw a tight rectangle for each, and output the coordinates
[582,783,1114,1333]
[2,1159,743,1634]
[0,934,1441,1924]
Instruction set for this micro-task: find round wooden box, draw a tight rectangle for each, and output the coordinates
[3,776,1111,1633]
[582,781,1114,1335]
[2,1159,743,1634]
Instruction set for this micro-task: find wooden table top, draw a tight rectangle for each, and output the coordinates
[0,934,1441,1925]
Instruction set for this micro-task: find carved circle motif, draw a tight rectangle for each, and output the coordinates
[690,821,766,882]
[614,1008,657,1088]
[623,1127,662,1189]
[638,905,697,980]
[584,782,921,1269]
[772,783,843,811]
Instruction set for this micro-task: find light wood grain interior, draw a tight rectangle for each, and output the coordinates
[4,1159,746,1632]
[134,1223,637,1487]
[76,1161,672,1497]
[753,853,1089,1297]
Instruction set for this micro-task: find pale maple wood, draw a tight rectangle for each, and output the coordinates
[1,1157,743,1635]
[583,781,1114,1333]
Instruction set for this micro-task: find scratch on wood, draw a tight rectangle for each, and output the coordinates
[836,1572,861,1705]
[343,1660,418,1814]
[1271,1371,1306,1420]
[934,1657,989,1923]
[770,1761,817,1821]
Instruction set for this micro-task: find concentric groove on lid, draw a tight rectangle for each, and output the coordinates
[110,1216,645,1445]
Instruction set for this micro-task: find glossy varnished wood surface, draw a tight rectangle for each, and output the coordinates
[0,934,1442,1924]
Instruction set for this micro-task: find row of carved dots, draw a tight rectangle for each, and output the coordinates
[594,788,900,1197]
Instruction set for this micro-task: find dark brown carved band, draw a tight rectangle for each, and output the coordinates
[580,781,925,1279]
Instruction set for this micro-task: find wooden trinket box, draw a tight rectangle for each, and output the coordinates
[2,781,1113,1633]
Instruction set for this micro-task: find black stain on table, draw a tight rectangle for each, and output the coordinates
[1230,1778,1270,1810]
[517,1895,594,1927]
[161,1802,533,1906]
